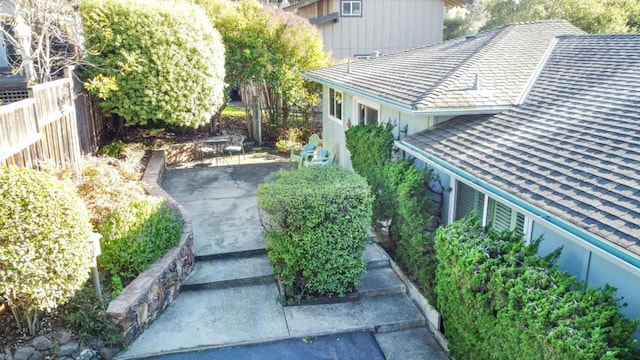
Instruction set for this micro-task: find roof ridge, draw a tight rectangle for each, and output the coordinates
[418,24,518,107]
[410,26,509,108]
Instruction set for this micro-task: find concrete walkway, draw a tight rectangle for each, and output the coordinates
[117,154,449,360]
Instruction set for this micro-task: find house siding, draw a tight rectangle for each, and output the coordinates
[408,155,640,340]
[319,0,444,59]
[322,85,435,168]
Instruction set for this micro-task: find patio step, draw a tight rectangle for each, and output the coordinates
[358,267,406,298]
[195,248,267,262]
[365,242,390,269]
[182,254,274,290]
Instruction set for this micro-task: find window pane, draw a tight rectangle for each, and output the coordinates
[342,2,351,15]
[366,107,378,124]
[335,91,342,120]
[488,198,513,231]
[455,181,484,221]
[329,88,335,117]
[515,212,525,234]
[352,1,361,15]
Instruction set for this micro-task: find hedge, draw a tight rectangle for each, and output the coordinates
[435,214,639,360]
[257,166,373,302]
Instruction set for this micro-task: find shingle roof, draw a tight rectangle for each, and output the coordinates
[305,20,584,111]
[403,34,640,258]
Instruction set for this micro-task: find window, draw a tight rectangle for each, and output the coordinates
[454,181,485,221]
[329,88,342,121]
[487,197,525,233]
[358,103,378,125]
[341,0,361,16]
[454,180,525,234]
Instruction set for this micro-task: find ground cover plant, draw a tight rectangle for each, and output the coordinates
[435,215,639,360]
[257,167,373,303]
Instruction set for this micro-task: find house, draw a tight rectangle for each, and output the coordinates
[398,34,640,332]
[304,20,584,168]
[283,0,465,59]
[305,21,640,337]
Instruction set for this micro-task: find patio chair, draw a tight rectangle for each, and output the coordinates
[303,146,335,167]
[290,133,322,167]
[224,134,246,164]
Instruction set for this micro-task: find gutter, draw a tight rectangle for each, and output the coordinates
[303,73,513,117]
[396,140,640,271]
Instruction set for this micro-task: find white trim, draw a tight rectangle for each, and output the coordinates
[396,140,640,276]
[516,37,559,104]
[353,96,380,125]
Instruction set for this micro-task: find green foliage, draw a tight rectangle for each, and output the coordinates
[97,139,126,158]
[0,167,92,334]
[480,0,640,33]
[221,105,246,118]
[444,8,469,40]
[197,0,330,130]
[435,215,640,360]
[71,157,183,292]
[257,167,373,302]
[392,164,439,305]
[97,197,183,283]
[80,0,225,128]
[345,122,395,225]
[275,127,303,153]
[62,281,124,346]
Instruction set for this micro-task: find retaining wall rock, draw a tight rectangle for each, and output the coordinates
[106,150,194,344]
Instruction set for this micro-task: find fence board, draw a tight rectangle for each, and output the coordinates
[1,73,106,169]
[0,99,39,162]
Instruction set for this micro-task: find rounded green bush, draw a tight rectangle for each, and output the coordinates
[258,167,373,302]
[80,0,226,128]
[0,167,92,333]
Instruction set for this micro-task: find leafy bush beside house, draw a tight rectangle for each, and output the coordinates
[0,167,93,335]
[80,0,225,128]
[435,215,640,360]
[257,167,373,302]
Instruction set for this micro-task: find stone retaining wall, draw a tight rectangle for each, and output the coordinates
[106,150,195,344]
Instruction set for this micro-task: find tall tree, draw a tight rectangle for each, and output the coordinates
[1,0,85,83]
[196,0,330,133]
[480,0,640,33]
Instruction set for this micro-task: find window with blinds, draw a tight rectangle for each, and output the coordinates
[487,197,525,233]
[454,181,485,221]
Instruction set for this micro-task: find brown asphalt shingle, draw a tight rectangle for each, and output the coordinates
[403,34,640,257]
[305,20,584,111]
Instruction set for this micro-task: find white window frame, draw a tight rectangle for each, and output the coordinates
[453,179,526,234]
[329,88,342,124]
[353,97,380,126]
[341,0,362,17]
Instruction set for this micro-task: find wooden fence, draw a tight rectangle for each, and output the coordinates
[0,75,107,169]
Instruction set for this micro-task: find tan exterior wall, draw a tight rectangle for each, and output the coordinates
[318,0,444,59]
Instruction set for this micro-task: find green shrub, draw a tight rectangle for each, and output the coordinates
[435,215,639,360]
[97,197,183,284]
[62,281,124,346]
[392,164,439,305]
[258,167,373,302]
[0,167,93,334]
[97,140,126,158]
[345,122,395,226]
[80,0,225,128]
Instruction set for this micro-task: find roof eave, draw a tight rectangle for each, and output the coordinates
[395,140,640,271]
